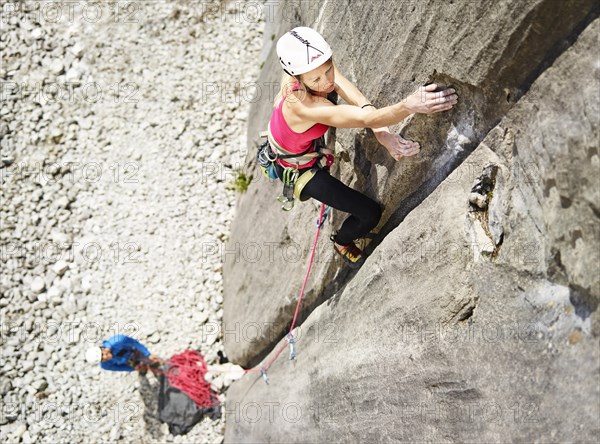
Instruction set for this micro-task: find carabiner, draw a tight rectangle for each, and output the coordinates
[260,368,270,385]
[287,333,296,361]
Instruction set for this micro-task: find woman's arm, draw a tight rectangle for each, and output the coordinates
[334,64,399,139]
[293,83,457,129]
[333,64,371,108]
[292,97,411,129]
[333,64,389,131]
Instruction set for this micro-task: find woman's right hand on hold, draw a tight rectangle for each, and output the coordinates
[405,84,458,115]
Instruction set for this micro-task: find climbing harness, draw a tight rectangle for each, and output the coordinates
[257,124,334,211]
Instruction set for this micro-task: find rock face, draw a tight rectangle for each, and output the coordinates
[223,2,599,442]
[223,0,598,367]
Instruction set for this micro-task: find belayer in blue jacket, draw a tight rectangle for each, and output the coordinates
[86,334,161,373]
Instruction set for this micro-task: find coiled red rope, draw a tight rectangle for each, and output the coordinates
[144,350,218,408]
[165,350,215,408]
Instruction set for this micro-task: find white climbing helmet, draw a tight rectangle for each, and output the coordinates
[86,346,102,364]
[276,27,333,76]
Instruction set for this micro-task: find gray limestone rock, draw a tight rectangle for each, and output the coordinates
[223,0,599,369]
[224,10,599,443]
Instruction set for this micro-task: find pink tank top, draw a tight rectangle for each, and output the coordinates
[269,80,329,168]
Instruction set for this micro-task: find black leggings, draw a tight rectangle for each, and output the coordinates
[276,163,382,246]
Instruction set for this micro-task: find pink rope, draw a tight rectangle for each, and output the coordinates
[146,204,327,397]
[245,203,327,376]
[289,203,325,333]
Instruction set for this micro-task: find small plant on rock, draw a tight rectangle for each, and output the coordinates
[227,168,252,193]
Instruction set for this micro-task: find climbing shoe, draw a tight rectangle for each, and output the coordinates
[332,239,364,268]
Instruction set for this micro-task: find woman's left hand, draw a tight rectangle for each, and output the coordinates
[375,131,420,161]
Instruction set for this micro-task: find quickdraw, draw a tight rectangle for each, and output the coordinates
[277,166,299,211]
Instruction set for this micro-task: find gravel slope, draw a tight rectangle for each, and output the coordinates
[1,1,264,442]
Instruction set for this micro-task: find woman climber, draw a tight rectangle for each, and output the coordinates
[266,27,458,265]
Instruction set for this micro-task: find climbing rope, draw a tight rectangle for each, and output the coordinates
[165,350,215,408]
[145,204,330,396]
[244,203,329,383]
[139,350,218,408]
